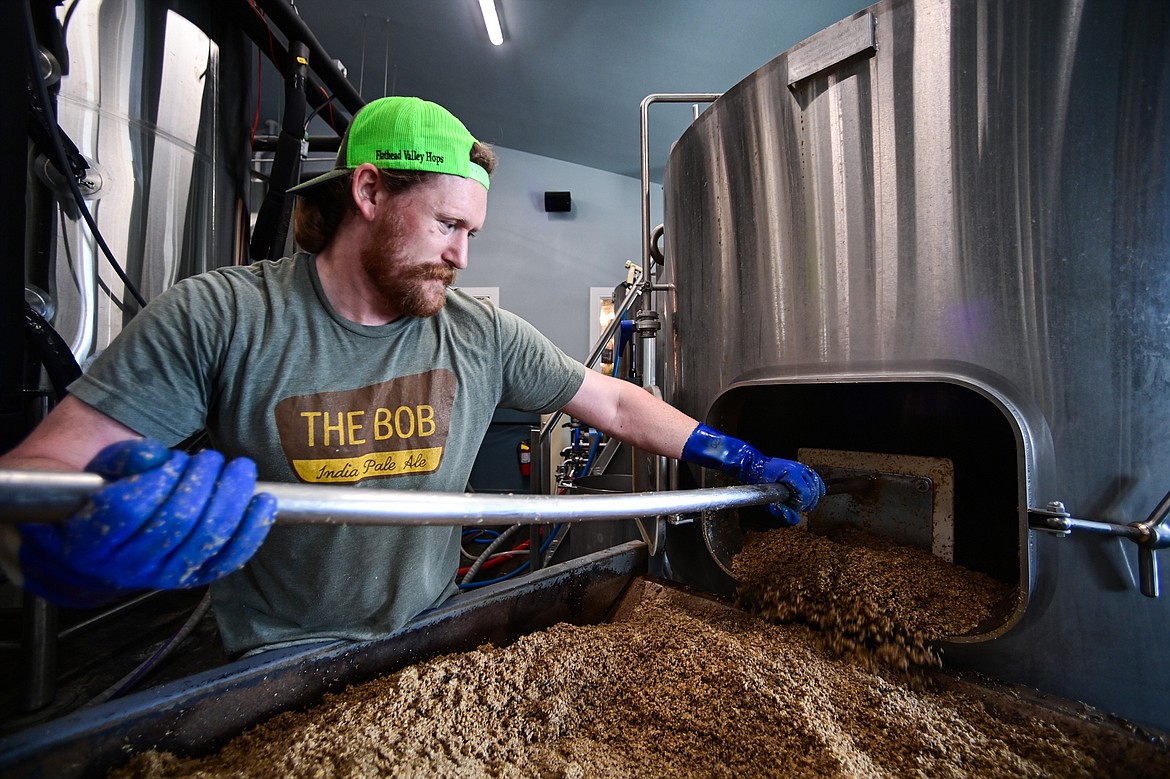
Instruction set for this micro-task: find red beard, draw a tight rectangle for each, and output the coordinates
[359,210,456,318]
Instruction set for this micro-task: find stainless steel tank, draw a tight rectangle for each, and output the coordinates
[658,0,1170,731]
[7,0,251,725]
[33,0,251,364]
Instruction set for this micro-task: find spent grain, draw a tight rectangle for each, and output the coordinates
[109,529,1168,778]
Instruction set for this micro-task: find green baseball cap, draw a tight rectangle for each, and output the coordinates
[288,96,490,193]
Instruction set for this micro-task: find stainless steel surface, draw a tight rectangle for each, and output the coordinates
[659,0,1170,731]
[44,0,250,363]
[786,11,876,86]
[0,468,790,527]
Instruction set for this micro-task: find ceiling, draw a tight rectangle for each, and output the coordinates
[259,0,872,183]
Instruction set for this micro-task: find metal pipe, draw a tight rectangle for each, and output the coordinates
[58,591,160,640]
[639,93,721,275]
[583,276,644,373]
[538,274,644,442]
[1140,543,1160,598]
[18,592,56,713]
[252,0,365,115]
[1055,516,1146,541]
[0,469,791,527]
[638,93,720,393]
[1142,487,1170,531]
[1031,495,1170,598]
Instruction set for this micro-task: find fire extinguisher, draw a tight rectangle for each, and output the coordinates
[517,440,531,477]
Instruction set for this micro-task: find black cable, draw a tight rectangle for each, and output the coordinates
[21,0,147,310]
[61,0,81,37]
[461,524,525,585]
[302,91,337,132]
[83,590,213,707]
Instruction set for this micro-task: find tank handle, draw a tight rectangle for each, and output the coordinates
[1029,487,1170,597]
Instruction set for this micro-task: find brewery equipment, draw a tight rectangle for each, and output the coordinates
[653,0,1170,731]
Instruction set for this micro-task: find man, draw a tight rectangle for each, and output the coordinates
[0,96,823,656]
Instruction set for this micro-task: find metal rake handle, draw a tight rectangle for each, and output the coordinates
[0,469,791,528]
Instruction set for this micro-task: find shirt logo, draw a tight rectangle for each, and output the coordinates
[273,369,456,483]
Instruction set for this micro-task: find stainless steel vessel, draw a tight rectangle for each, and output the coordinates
[6,0,252,726]
[36,0,250,363]
[658,0,1170,730]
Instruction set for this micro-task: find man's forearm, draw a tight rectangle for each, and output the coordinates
[0,395,141,472]
[561,369,698,460]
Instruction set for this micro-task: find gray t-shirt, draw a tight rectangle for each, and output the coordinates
[69,253,586,653]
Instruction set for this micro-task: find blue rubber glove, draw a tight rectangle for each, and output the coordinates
[680,423,825,525]
[17,439,277,608]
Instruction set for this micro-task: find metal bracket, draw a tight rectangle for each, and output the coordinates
[1028,489,1170,598]
[1028,501,1075,538]
[634,309,660,336]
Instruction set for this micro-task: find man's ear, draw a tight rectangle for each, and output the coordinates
[350,163,382,221]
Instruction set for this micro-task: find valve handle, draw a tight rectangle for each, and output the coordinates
[1137,488,1170,597]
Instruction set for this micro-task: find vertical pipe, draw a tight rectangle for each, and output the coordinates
[528,427,544,495]
[249,40,309,262]
[637,93,720,390]
[18,593,58,713]
[528,526,541,572]
[11,0,58,716]
[251,0,365,114]
[2,1,32,453]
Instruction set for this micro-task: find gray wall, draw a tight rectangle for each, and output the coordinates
[454,146,663,362]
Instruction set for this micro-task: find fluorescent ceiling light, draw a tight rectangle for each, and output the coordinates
[478,0,504,46]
